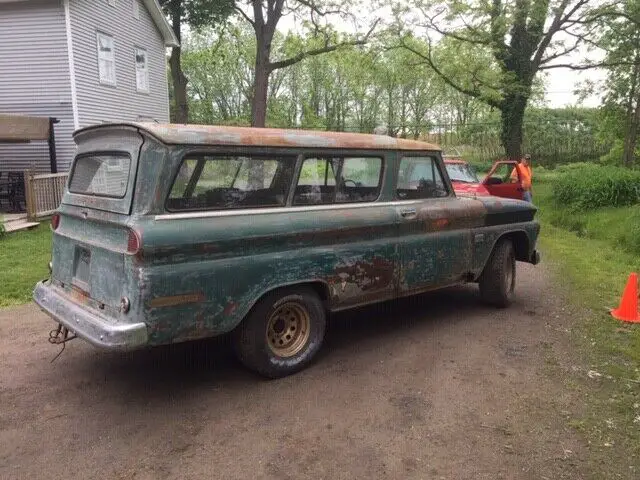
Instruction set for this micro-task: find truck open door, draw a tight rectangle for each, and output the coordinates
[481,160,525,200]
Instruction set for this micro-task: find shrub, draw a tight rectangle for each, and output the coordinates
[552,164,640,210]
[0,216,5,238]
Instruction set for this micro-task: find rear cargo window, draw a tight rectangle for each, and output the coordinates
[166,154,296,211]
[68,153,131,198]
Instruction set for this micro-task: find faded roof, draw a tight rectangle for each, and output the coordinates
[75,122,441,151]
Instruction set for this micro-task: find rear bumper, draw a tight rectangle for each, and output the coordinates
[33,280,148,350]
[531,249,541,265]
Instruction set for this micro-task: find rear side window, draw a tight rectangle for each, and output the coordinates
[397,156,448,199]
[293,156,383,205]
[68,153,131,198]
[167,154,295,211]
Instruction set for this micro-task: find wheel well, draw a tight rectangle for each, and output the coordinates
[499,231,530,262]
[244,281,331,319]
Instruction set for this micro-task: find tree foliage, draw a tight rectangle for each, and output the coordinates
[160,0,235,122]
[591,0,640,166]
[393,0,615,159]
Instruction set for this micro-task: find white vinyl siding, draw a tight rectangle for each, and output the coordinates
[135,47,149,93]
[70,0,170,125]
[0,0,76,173]
[97,32,116,86]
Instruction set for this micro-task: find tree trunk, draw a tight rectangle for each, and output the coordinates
[623,57,640,167]
[251,45,271,127]
[169,3,188,123]
[500,94,527,159]
[624,96,640,167]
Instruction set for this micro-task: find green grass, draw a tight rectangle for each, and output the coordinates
[0,225,52,307]
[535,177,640,475]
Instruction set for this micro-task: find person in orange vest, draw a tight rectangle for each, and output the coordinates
[510,156,533,202]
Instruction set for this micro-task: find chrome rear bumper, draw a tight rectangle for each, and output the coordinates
[33,280,148,350]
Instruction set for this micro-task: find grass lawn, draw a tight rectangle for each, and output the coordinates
[0,224,52,307]
[535,175,640,474]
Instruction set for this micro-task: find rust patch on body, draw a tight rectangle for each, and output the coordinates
[329,256,395,294]
[148,292,205,308]
[223,301,238,316]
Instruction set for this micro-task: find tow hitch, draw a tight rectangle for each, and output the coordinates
[48,324,77,362]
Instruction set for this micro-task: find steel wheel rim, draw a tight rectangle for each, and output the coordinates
[266,302,311,357]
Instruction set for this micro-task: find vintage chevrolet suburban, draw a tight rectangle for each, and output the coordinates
[34,123,540,378]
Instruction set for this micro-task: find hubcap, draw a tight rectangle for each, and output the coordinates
[266,302,311,357]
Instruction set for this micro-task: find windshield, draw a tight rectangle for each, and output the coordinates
[445,163,479,183]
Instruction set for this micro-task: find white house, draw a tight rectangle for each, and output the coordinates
[0,0,178,173]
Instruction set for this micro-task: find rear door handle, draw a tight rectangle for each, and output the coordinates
[399,207,417,218]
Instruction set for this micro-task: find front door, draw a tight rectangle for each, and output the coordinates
[396,154,475,294]
[482,161,524,200]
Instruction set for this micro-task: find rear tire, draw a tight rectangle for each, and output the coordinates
[232,287,326,378]
[479,239,516,308]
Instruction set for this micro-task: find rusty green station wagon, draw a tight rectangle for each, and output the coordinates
[34,123,540,378]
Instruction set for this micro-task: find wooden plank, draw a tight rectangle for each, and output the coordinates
[0,114,50,142]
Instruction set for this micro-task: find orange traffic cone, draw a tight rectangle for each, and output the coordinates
[611,273,640,323]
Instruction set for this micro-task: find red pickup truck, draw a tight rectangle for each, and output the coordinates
[444,156,527,201]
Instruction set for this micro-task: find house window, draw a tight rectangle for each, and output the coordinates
[132,1,140,19]
[96,33,116,86]
[135,48,149,92]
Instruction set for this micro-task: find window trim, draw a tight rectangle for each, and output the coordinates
[68,151,132,199]
[132,0,140,19]
[134,46,149,93]
[96,31,116,87]
[164,152,298,213]
[293,154,385,206]
[395,153,452,200]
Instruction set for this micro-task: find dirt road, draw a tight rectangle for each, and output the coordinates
[0,264,588,480]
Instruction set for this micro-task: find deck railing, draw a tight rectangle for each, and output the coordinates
[24,171,68,220]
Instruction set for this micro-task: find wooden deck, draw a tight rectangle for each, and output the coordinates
[1,213,39,233]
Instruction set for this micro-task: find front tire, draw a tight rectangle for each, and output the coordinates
[233,287,326,378]
[479,239,516,308]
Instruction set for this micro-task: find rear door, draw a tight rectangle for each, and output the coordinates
[51,126,144,313]
[482,161,524,200]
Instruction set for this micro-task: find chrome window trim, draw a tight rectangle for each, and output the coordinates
[154,200,424,220]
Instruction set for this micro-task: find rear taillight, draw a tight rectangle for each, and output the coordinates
[51,213,60,230]
[127,229,141,255]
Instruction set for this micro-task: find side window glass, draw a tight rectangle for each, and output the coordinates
[294,157,337,205]
[337,157,383,203]
[167,155,294,211]
[293,156,383,205]
[396,156,448,199]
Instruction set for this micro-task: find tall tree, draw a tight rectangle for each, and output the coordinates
[160,0,235,123]
[395,0,622,159]
[234,0,377,127]
[596,1,640,166]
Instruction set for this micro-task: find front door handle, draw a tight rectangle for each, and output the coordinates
[399,207,417,218]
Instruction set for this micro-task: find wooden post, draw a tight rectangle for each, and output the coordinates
[48,118,60,173]
[24,170,36,221]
